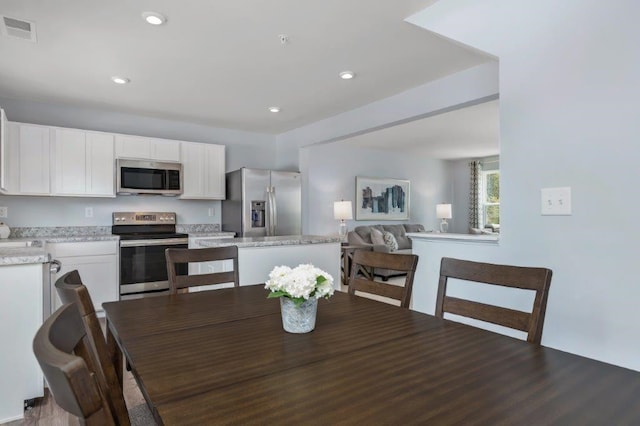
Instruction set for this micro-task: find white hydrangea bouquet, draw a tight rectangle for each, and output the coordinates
[265,264,335,306]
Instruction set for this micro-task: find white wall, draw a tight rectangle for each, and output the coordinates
[0,97,278,227]
[300,143,450,236]
[408,0,640,370]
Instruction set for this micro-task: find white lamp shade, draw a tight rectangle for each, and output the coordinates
[334,201,353,220]
[436,203,452,219]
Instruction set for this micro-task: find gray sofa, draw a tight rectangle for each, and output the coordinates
[347,224,424,280]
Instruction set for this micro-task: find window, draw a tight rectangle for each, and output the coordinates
[481,170,500,226]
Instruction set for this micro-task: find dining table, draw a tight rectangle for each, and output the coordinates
[102,285,640,425]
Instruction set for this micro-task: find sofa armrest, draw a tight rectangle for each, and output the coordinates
[372,244,392,254]
[347,231,369,246]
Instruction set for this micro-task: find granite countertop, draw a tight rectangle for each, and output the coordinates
[188,232,236,238]
[195,235,343,248]
[0,240,50,265]
[406,232,499,243]
[1,226,119,266]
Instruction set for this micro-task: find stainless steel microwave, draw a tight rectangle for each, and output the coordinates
[116,159,183,195]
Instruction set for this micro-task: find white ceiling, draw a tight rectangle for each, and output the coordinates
[0,0,494,139]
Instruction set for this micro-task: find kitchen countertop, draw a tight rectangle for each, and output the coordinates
[188,232,236,238]
[1,227,119,266]
[195,235,343,248]
[0,225,235,266]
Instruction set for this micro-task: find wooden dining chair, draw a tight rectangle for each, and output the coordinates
[435,257,553,344]
[34,302,123,425]
[54,270,155,426]
[348,250,419,308]
[165,246,239,294]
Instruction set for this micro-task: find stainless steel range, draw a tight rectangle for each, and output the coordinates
[112,212,188,299]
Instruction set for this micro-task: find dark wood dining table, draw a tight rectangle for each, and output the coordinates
[103,285,640,425]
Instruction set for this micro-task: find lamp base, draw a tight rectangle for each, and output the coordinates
[338,221,348,242]
[439,219,449,233]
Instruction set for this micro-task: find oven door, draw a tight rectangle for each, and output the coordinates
[119,238,187,299]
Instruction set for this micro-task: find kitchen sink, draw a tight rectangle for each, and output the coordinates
[0,240,42,248]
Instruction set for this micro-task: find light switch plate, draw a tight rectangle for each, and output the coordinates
[0,207,7,218]
[541,187,571,215]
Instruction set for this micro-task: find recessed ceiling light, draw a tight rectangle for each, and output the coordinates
[142,11,166,25]
[268,106,281,113]
[111,76,130,85]
[339,71,356,80]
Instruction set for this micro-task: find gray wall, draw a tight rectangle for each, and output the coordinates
[409,0,640,370]
[300,143,450,236]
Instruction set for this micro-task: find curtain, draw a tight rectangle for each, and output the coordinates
[468,160,482,229]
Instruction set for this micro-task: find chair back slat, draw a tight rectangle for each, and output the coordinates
[435,257,552,344]
[442,296,532,332]
[166,246,239,294]
[348,251,418,308]
[55,270,131,425]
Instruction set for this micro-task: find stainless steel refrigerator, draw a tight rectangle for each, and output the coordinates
[222,168,302,237]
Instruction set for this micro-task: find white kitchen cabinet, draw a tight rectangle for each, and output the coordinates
[53,128,115,197]
[49,241,118,314]
[0,107,8,193]
[180,142,225,199]
[0,263,44,423]
[2,122,51,195]
[115,134,180,161]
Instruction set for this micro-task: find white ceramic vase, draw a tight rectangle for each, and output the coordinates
[280,297,318,333]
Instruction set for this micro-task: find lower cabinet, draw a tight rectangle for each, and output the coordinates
[0,263,44,423]
[49,240,118,314]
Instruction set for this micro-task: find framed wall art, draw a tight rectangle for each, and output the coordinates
[355,176,410,220]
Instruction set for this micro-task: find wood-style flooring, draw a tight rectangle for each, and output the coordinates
[3,317,148,426]
[3,370,146,426]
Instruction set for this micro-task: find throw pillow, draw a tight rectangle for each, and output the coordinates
[382,231,399,252]
[370,228,385,246]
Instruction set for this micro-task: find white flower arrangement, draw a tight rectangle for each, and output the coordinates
[265,264,335,306]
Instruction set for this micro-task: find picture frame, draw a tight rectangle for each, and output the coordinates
[355,176,410,220]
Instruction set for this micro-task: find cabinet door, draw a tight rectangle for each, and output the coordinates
[17,123,51,195]
[151,139,181,162]
[86,132,115,196]
[181,142,205,198]
[115,134,150,159]
[52,254,118,313]
[0,107,9,193]
[53,129,115,196]
[205,144,225,199]
[115,134,180,161]
[181,142,225,199]
[54,128,87,195]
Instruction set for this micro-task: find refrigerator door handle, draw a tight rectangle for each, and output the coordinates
[270,186,277,236]
[266,186,275,236]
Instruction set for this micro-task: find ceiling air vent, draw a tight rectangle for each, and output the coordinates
[1,16,37,42]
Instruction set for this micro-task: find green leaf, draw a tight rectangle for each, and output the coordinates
[316,275,327,284]
[267,291,289,299]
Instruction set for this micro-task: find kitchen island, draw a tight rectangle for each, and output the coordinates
[195,235,342,289]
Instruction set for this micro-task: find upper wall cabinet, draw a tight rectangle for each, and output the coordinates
[180,142,225,199]
[0,108,8,193]
[2,122,51,195]
[115,134,180,162]
[52,128,115,197]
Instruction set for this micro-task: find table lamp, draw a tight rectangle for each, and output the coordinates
[334,200,353,242]
[436,203,452,233]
